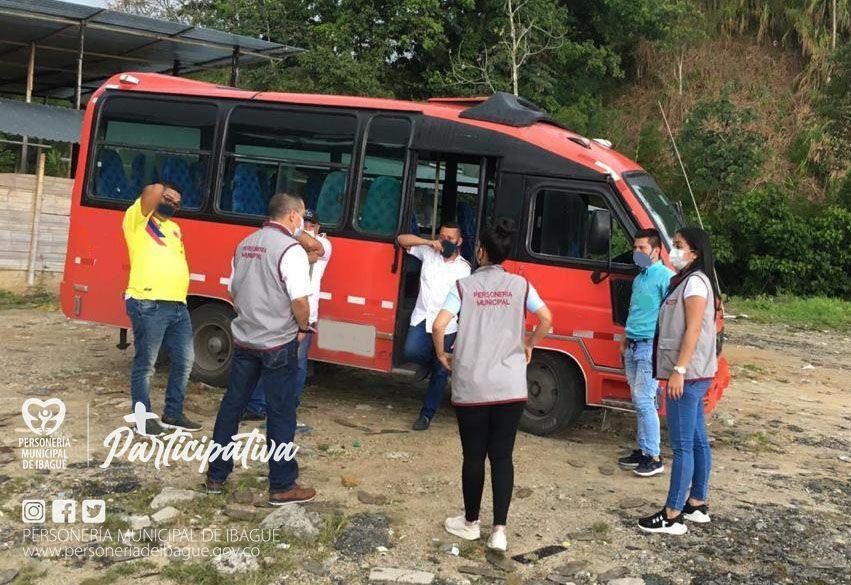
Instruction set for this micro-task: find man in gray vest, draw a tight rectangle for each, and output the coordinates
[205,193,316,505]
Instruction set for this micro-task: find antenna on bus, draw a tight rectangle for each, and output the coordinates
[658,101,703,229]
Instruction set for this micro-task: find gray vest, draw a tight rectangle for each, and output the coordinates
[451,265,529,406]
[654,271,717,380]
[230,222,300,350]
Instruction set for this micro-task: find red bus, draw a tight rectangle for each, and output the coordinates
[61,72,730,435]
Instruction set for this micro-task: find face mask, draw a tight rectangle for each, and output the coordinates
[293,214,305,237]
[156,202,177,219]
[633,250,653,270]
[440,239,457,258]
[669,248,690,271]
[305,229,316,238]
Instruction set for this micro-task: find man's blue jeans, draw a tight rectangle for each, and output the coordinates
[244,331,312,416]
[404,321,456,420]
[125,298,194,418]
[665,378,713,511]
[623,339,661,457]
[208,341,300,493]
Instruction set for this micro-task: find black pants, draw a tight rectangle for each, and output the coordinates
[455,401,525,525]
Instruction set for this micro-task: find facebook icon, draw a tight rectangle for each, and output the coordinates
[51,500,77,523]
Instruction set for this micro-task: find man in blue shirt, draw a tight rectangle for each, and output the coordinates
[618,228,674,477]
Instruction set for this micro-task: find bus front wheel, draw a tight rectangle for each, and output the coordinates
[190,302,235,388]
[520,351,584,436]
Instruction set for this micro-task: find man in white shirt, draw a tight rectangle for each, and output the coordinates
[398,222,471,430]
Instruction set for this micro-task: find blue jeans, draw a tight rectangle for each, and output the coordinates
[404,321,456,420]
[208,341,300,492]
[624,339,661,457]
[665,378,713,511]
[245,331,312,415]
[125,298,194,418]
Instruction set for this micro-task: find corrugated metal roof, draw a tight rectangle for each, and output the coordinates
[0,0,302,101]
[0,98,82,143]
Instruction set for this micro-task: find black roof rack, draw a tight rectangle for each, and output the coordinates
[458,92,556,128]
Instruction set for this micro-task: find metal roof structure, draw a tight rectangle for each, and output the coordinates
[0,96,82,142]
[0,0,302,105]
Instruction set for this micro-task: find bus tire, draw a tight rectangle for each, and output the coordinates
[520,351,584,436]
[190,302,235,388]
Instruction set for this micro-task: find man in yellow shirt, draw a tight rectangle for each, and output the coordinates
[123,182,201,436]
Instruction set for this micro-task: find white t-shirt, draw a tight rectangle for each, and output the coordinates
[683,274,709,299]
[408,245,471,335]
[308,234,332,324]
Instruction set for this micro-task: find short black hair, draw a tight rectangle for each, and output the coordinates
[160,180,183,196]
[634,228,662,250]
[479,217,517,264]
[440,221,461,232]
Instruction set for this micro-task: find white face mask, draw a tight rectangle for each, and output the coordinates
[669,247,690,271]
[293,214,305,237]
[305,229,315,238]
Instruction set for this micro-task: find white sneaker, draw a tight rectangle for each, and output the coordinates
[444,515,480,540]
[487,530,507,551]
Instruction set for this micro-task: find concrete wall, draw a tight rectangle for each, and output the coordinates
[0,173,72,293]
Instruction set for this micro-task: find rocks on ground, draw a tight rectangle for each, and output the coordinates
[150,486,203,509]
[212,548,260,575]
[259,504,321,540]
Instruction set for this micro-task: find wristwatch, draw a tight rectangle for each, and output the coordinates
[673,365,687,375]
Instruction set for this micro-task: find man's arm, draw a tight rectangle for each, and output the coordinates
[291,296,310,331]
[397,233,442,254]
[296,231,323,261]
[139,183,167,217]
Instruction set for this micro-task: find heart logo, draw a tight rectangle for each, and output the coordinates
[21,398,66,436]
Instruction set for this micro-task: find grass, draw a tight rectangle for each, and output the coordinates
[15,565,48,585]
[78,560,157,585]
[0,288,58,310]
[727,296,851,331]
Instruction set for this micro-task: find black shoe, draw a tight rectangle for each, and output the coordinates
[412,415,431,431]
[204,478,225,495]
[682,501,711,523]
[634,457,665,477]
[161,413,202,432]
[142,419,166,437]
[241,410,266,422]
[638,508,687,535]
[618,449,644,469]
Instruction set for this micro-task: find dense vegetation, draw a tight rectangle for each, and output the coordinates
[29,1,851,298]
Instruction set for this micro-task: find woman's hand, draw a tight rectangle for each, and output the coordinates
[437,352,453,372]
[667,371,684,400]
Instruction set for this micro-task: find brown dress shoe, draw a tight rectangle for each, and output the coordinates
[268,484,316,506]
[204,478,225,494]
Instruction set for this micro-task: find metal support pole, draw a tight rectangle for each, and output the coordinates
[18,41,35,173]
[75,22,85,110]
[26,149,46,287]
[230,46,240,87]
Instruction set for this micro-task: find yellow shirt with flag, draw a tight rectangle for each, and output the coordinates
[122,198,189,302]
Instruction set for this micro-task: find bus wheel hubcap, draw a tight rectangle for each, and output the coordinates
[526,364,557,417]
[195,324,230,371]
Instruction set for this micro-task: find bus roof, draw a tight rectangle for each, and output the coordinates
[93,72,644,180]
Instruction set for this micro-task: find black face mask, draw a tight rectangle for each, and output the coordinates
[440,239,457,258]
[156,202,177,218]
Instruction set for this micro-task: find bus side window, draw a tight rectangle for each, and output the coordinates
[354,117,411,237]
[219,107,357,225]
[530,189,631,262]
[87,97,216,210]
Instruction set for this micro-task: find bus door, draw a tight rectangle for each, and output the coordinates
[509,177,638,403]
[392,153,496,367]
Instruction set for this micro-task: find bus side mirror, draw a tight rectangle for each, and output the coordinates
[586,209,611,257]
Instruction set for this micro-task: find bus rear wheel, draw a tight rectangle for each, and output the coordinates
[190,302,235,388]
[520,351,584,436]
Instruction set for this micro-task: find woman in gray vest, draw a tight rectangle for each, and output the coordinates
[639,226,720,535]
[432,218,553,552]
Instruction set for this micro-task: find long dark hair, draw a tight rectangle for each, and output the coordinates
[478,217,517,264]
[670,225,722,310]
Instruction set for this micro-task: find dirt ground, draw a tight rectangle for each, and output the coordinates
[0,306,849,585]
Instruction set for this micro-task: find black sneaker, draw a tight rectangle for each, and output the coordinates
[161,413,202,432]
[682,502,711,523]
[638,508,687,535]
[633,457,665,477]
[241,410,266,422]
[412,415,431,431]
[618,449,644,469]
[143,419,166,437]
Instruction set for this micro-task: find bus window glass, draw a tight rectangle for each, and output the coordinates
[625,174,680,247]
[530,189,632,262]
[220,107,357,225]
[355,117,411,236]
[89,97,216,209]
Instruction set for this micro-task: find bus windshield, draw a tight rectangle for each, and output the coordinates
[625,173,681,247]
